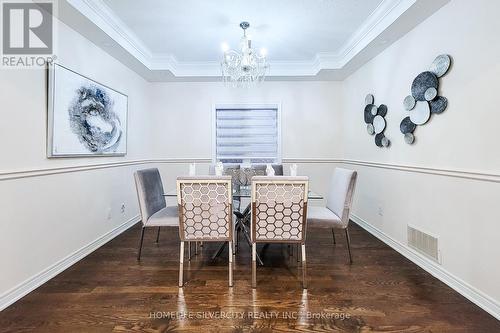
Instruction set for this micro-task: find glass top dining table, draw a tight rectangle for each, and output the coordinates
[163,188,323,200]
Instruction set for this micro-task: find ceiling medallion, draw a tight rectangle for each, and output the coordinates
[221,21,269,87]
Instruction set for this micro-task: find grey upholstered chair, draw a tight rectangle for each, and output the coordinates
[306,168,357,263]
[134,168,178,260]
[251,176,309,288]
[247,164,283,177]
[271,164,284,176]
[177,176,234,287]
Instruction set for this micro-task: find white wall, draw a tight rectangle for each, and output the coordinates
[341,0,500,315]
[147,81,343,197]
[0,19,152,305]
[2,0,500,320]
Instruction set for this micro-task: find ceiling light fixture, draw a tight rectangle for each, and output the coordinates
[221,21,269,87]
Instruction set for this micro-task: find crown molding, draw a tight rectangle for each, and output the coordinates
[66,0,152,65]
[65,0,449,80]
[336,0,415,67]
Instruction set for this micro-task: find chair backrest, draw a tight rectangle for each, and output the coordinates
[134,168,167,225]
[177,176,233,241]
[271,164,284,176]
[251,164,283,176]
[326,168,358,227]
[223,164,241,192]
[251,176,309,243]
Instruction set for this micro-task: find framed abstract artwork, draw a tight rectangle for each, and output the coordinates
[47,63,128,157]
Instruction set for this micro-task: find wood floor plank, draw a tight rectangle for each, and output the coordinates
[1,222,499,332]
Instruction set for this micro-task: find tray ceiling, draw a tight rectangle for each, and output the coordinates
[58,0,450,81]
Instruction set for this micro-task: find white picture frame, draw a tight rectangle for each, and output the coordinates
[47,63,128,157]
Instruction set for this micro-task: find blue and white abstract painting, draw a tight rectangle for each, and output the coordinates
[48,64,128,157]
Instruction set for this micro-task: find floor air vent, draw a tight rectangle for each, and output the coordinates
[407,225,440,263]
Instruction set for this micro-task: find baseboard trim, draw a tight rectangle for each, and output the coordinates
[0,215,140,311]
[351,214,500,321]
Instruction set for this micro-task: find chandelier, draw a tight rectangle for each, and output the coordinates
[221,22,269,87]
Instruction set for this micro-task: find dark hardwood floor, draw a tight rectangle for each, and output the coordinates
[1,222,499,332]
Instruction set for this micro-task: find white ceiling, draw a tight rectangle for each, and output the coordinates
[59,0,450,81]
[101,0,383,62]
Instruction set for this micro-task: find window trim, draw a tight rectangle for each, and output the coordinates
[211,103,282,165]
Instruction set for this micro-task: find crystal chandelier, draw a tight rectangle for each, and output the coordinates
[221,22,269,87]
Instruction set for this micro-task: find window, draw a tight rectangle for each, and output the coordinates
[213,104,281,164]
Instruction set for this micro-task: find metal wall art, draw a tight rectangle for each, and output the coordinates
[400,54,452,144]
[364,94,390,148]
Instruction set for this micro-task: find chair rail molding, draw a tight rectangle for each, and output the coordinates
[0,215,140,311]
[282,158,500,183]
[0,158,212,181]
[351,214,500,321]
[2,158,499,183]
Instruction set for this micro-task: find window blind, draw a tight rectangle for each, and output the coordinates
[215,107,279,164]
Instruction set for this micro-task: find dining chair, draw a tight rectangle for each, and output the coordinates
[224,164,241,207]
[251,176,309,288]
[177,176,234,287]
[232,164,265,255]
[234,164,283,256]
[271,164,284,176]
[247,164,283,177]
[306,168,357,263]
[134,168,178,261]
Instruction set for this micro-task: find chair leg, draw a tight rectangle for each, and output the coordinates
[188,241,191,261]
[301,243,307,289]
[233,223,239,255]
[137,227,145,261]
[345,228,353,264]
[252,243,257,288]
[331,228,336,245]
[179,241,184,287]
[296,243,300,263]
[155,227,161,243]
[240,223,264,265]
[228,241,233,287]
[195,241,198,255]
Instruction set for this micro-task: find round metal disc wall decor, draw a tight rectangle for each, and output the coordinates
[404,133,415,144]
[365,94,374,105]
[400,54,452,144]
[409,101,431,125]
[363,94,390,148]
[378,104,388,117]
[404,95,416,111]
[424,87,437,101]
[400,116,417,134]
[373,115,386,133]
[375,133,385,147]
[364,104,375,123]
[430,96,448,114]
[411,71,438,101]
[429,54,451,78]
[381,137,390,147]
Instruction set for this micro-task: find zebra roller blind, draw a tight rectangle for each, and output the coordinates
[215,106,280,164]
